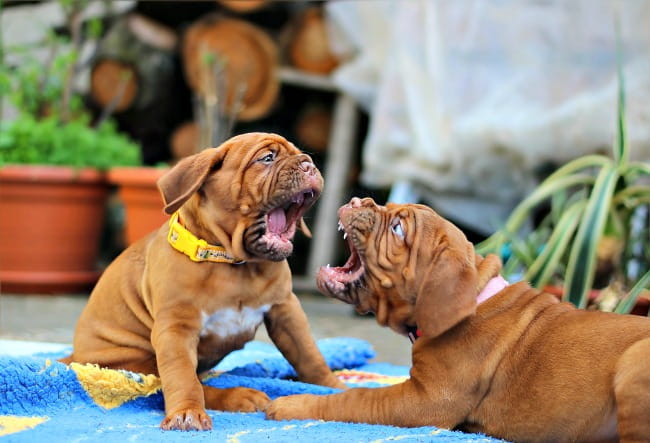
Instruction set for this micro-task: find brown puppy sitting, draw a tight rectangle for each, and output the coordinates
[60,133,344,431]
[266,197,650,442]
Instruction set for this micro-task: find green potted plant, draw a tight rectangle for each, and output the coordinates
[0,14,141,293]
[477,51,650,315]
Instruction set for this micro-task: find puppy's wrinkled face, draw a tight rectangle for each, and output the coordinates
[318,197,481,338]
[186,133,323,262]
[317,197,435,336]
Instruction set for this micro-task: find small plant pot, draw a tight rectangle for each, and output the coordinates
[0,165,110,293]
[108,167,169,246]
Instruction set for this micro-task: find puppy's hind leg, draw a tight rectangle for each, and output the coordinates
[614,337,650,443]
[202,385,270,412]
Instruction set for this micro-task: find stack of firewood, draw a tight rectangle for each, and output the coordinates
[84,0,342,165]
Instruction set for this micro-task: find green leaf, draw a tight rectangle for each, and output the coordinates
[526,200,586,288]
[508,235,538,267]
[87,18,103,39]
[563,165,620,308]
[476,172,598,256]
[613,185,650,208]
[623,161,650,180]
[550,191,569,225]
[475,234,505,256]
[614,269,650,315]
[547,154,612,177]
[613,20,629,167]
[0,115,142,169]
[502,254,523,280]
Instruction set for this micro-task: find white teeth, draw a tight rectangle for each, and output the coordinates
[338,221,344,231]
[343,233,348,240]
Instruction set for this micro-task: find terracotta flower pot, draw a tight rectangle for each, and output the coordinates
[107,167,170,246]
[0,165,110,293]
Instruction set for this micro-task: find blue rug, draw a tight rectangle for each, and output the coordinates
[0,338,504,442]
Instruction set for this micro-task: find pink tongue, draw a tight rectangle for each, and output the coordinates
[268,208,287,233]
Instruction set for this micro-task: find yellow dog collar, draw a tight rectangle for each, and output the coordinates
[167,211,244,264]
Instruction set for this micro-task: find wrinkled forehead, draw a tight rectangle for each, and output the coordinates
[384,202,432,219]
[384,204,442,242]
[223,133,301,165]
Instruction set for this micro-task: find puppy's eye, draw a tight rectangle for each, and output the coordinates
[391,220,405,238]
[258,152,275,163]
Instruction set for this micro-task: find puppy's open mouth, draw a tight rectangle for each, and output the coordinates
[317,220,365,299]
[247,187,318,260]
[265,189,316,239]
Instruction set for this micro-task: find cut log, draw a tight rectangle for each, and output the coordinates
[90,60,138,113]
[217,0,267,13]
[286,7,339,75]
[294,104,332,153]
[170,121,200,161]
[182,14,279,122]
[90,13,178,113]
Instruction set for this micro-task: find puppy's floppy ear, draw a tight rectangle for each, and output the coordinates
[414,246,478,338]
[157,147,226,214]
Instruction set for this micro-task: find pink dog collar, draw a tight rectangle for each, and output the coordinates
[408,275,509,343]
[476,275,509,305]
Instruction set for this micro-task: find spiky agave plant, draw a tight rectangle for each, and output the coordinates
[477,37,650,314]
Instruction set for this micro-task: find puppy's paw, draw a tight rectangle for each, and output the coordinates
[205,386,271,412]
[320,374,348,390]
[265,394,318,421]
[160,407,212,431]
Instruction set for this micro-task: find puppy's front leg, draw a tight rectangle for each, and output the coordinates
[151,307,212,431]
[265,293,346,389]
[266,379,460,428]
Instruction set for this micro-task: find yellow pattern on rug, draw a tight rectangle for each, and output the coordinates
[0,415,49,436]
[67,364,402,410]
[70,362,161,409]
[334,369,409,385]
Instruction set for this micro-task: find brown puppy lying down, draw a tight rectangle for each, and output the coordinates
[60,133,344,431]
[266,197,650,442]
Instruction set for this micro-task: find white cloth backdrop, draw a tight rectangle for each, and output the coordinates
[325,0,650,232]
